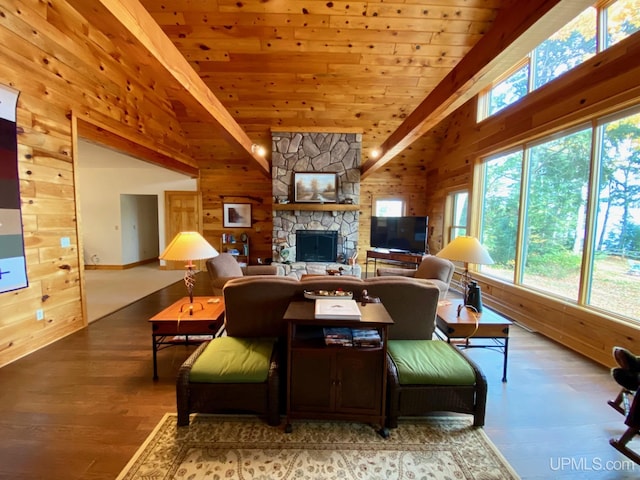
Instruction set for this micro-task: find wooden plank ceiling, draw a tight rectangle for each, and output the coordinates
[70,0,593,176]
[140,0,501,173]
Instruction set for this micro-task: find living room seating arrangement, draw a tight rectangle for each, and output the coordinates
[176,274,486,429]
[206,252,285,295]
[376,254,455,299]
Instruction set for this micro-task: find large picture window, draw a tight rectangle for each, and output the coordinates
[478,109,640,322]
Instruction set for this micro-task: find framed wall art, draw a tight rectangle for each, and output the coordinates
[223,203,252,228]
[294,172,338,203]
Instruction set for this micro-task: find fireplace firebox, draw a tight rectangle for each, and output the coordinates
[296,230,338,262]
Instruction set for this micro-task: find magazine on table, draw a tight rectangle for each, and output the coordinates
[314,298,362,320]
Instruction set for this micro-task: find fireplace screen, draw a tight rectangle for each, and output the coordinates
[296,230,338,262]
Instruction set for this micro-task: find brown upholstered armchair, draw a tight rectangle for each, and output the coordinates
[376,254,454,299]
[206,252,285,295]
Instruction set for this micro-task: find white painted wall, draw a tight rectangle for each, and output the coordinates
[77,140,197,266]
[120,194,160,264]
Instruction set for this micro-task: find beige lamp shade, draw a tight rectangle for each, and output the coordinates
[436,236,494,265]
[159,231,219,262]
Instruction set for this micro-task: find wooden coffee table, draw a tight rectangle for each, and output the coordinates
[148,296,225,379]
[436,301,512,382]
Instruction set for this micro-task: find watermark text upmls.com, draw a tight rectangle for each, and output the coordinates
[550,456,636,472]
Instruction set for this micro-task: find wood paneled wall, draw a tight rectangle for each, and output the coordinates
[360,157,430,259]
[200,161,274,262]
[0,1,193,367]
[426,33,640,367]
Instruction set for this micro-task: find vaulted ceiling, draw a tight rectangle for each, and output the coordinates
[69,0,594,178]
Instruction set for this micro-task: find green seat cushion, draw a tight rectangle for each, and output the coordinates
[388,340,476,385]
[190,337,276,383]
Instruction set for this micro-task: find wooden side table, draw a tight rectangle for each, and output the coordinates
[436,301,512,382]
[284,300,394,436]
[148,296,225,379]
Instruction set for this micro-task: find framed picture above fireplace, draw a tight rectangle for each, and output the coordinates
[223,203,252,228]
[294,172,338,203]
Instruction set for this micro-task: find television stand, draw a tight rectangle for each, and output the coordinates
[365,250,426,278]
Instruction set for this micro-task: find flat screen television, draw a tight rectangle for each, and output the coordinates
[370,216,428,254]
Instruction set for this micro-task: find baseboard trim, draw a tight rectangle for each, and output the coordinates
[85,258,157,270]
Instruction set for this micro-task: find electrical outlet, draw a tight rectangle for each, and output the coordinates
[36,309,44,321]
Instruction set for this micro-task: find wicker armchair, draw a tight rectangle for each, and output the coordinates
[176,340,281,426]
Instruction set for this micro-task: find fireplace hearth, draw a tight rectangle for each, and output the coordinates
[296,230,338,262]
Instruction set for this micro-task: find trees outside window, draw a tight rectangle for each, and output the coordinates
[589,112,640,318]
[486,65,529,118]
[531,8,596,90]
[480,151,522,282]
[374,198,404,217]
[445,190,469,242]
[605,0,640,48]
[522,129,592,299]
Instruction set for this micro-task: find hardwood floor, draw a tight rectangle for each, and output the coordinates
[0,274,637,479]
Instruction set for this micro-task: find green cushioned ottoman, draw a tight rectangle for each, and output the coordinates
[190,337,276,383]
[387,339,477,385]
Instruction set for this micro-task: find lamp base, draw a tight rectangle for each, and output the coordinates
[184,266,196,315]
[466,281,483,312]
[180,301,205,314]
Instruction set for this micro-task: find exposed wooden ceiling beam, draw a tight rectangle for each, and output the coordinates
[94,0,270,176]
[361,0,595,179]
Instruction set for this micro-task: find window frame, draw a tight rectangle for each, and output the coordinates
[371,195,406,217]
[478,0,637,122]
[476,104,640,323]
[443,189,470,244]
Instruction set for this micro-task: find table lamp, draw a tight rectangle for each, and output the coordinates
[159,231,219,314]
[436,236,494,312]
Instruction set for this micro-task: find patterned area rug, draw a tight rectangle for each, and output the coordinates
[117,414,519,480]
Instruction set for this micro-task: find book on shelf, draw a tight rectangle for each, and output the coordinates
[315,298,362,320]
[323,327,353,346]
[322,327,381,347]
[351,328,382,348]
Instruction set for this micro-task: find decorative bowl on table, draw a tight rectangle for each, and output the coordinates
[303,290,353,300]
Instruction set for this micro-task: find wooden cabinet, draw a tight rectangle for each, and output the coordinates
[289,343,383,415]
[283,301,393,435]
[221,232,249,265]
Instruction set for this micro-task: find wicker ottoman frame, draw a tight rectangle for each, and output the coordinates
[386,347,487,427]
[176,341,281,427]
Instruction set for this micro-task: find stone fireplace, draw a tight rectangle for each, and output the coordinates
[271,132,360,263]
